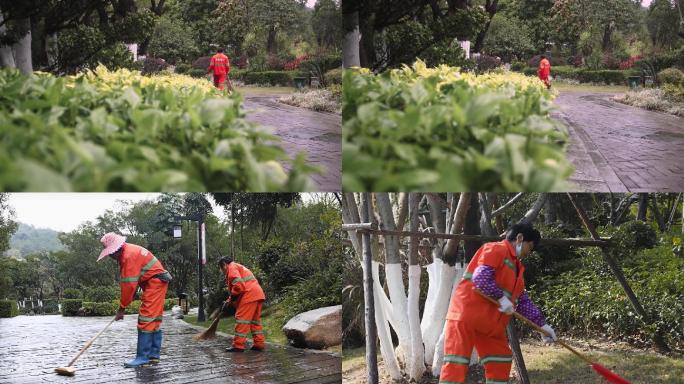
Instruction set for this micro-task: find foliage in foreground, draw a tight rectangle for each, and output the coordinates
[343,61,573,191]
[0,66,314,191]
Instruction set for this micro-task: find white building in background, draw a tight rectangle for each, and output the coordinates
[459,40,471,59]
[126,43,138,61]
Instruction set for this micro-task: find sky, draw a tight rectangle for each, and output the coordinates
[642,0,653,6]
[7,193,226,232]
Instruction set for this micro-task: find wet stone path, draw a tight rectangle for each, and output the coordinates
[553,91,684,192]
[243,93,341,192]
[0,314,341,383]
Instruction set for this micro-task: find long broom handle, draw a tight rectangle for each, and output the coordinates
[67,317,116,367]
[474,288,593,365]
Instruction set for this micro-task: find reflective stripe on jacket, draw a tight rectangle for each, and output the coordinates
[446,240,525,335]
[118,243,166,308]
[225,262,265,304]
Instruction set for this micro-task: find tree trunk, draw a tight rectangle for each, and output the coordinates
[0,11,16,68]
[407,193,426,380]
[359,16,376,69]
[650,194,666,232]
[443,193,472,263]
[266,27,277,54]
[13,18,33,74]
[361,193,379,384]
[463,196,481,262]
[342,6,361,68]
[637,194,648,221]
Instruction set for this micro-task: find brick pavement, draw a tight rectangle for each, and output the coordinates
[553,91,684,192]
[0,313,341,383]
[243,94,341,192]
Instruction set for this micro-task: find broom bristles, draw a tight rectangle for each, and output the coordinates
[193,315,221,341]
[591,363,631,384]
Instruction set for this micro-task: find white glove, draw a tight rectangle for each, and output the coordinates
[540,324,557,343]
[497,296,514,315]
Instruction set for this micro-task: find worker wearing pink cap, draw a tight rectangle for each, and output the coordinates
[98,233,172,367]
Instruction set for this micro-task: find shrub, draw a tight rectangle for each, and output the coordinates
[284,55,309,71]
[474,54,502,72]
[280,89,340,113]
[568,55,584,67]
[63,288,82,299]
[164,298,176,310]
[142,57,169,75]
[324,68,343,86]
[0,300,18,317]
[175,63,191,74]
[243,71,294,86]
[61,299,82,316]
[84,286,119,302]
[112,299,143,314]
[510,61,526,72]
[0,66,312,191]
[658,67,684,86]
[192,56,212,70]
[601,53,621,70]
[343,61,572,191]
[575,70,626,85]
[300,54,342,74]
[609,220,658,253]
[187,68,208,78]
[82,301,118,316]
[41,299,59,314]
[266,54,286,71]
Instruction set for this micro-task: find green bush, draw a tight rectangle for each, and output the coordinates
[164,298,176,310]
[229,69,247,81]
[187,68,207,78]
[343,62,572,191]
[84,286,119,302]
[521,67,627,85]
[41,299,59,314]
[243,71,294,86]
[175,63,191,74]
[658,67,684,86]
[63,288,82,299]
[61,299,82,316]
[324,68,343,86]
[608,220,658,253]
[532,244,684,350]
[113,299,142,314]
[0,300,18,317]
[82,301,118,316]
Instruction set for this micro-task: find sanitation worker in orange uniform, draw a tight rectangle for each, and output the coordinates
[538,55,551,89]
[207,48,233,91]
[98,233,172,367]
[439,223,557,384]
[219,257,266,352]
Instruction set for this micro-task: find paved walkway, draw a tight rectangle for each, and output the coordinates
[0,314,341,383]
[242,93,341,191]
[553,91,684,192]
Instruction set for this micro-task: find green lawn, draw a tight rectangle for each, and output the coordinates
[342,341,684,384]
[183,302,289,346]
[553,82,630,94]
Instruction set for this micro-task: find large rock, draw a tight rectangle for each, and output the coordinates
[282,305,342,349]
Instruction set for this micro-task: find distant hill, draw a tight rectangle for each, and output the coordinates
[7,223,64,257]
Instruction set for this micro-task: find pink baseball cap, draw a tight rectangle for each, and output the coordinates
[98,232,126,261]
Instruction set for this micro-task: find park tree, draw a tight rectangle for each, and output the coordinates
[646,0,683,49]
[0,193,17,253]
[311,0,342,50]
[483,13,535,62]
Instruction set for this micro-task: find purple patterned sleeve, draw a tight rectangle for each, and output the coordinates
[516,291,546,327]
[472,265,504,300]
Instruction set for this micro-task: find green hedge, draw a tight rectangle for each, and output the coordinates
[243,71,295,86]
[42,299,59,314]
[61,299,82,316]
[63,288,82,299]
[521,67,630,85]
[83,301,119,316]
[0,300,18,317]
[188,68,207,78]
[84,286,119,302]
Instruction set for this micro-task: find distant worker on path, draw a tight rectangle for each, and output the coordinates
[218,257,266,352]
[538,55,551,89]
[208,48,234,92]
[98,233,172,367]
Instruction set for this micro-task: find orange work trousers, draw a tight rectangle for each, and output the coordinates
[232,300,265,349]
[137,277,168,332]
[213,73,226,90]
[439,319,512,384]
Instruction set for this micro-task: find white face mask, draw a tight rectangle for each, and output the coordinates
[516,243,523,257]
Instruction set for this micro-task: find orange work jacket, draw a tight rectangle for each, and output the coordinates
[538,58,551,79]
[118,243,166,308]
[225,262,265,304]
[446,240,525,335]
[208,53,230,75]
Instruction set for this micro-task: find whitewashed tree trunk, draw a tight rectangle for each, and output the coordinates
[372,261,402,381]
[406,193,425,380]
[342,9,360,68]
[0,12,16,68]
[13,18,32,74]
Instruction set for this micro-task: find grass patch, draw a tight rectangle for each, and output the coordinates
[183,301,289,346]
[522,340,684,384]
[554,82,629,94]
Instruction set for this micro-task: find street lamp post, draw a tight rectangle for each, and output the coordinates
[173,213,206,322]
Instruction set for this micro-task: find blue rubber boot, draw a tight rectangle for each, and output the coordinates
[124,330,152,367]
[149,330,162,363]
